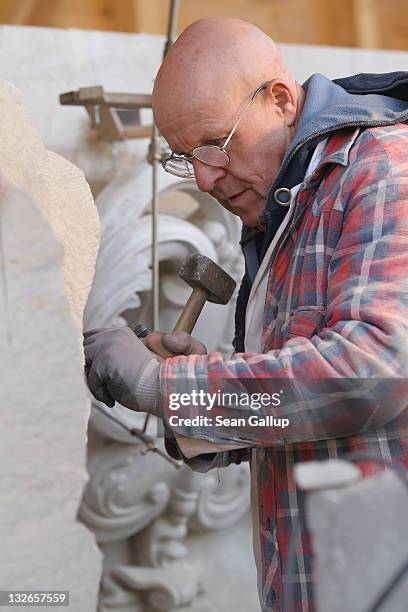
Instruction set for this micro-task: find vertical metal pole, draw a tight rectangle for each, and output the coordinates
[164,0,180,57]
[150,0,180,331]
[151,126,160,331]
[144,0,181,434]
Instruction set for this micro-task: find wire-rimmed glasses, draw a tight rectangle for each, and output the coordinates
[161,82,268,178]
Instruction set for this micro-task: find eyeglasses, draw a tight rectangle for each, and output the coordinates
[161,82,268,179]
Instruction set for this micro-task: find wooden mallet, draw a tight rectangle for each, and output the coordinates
[173,254,236,334]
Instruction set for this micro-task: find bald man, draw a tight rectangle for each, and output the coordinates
[84,18,408,612]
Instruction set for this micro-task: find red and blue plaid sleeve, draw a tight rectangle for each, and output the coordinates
[160,125,408,447]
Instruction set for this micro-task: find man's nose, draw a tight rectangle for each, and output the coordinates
[192,159,226,192]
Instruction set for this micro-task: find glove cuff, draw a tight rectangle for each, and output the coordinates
[136,358,161,417]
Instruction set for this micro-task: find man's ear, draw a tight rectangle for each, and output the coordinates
[265,79,297,127]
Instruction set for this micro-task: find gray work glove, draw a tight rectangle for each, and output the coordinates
[83,327,160,413]
[145,330,207,358]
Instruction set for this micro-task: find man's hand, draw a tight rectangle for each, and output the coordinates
[145,330,207,359]
[83,327,160,410]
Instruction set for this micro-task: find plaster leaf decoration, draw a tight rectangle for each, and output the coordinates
[79,443,171,543]
[134,465,201,567]
[80,155,249,611]
[189,463,251,532]
[84,161,218,332]
[84,162,243,439]
[84,163,243,351]
[100,563,203,612]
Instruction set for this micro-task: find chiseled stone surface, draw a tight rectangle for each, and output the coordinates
[0,79,100,325]
[0,175,102,610]
[304,462,408,612]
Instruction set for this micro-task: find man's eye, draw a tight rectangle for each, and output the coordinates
[204,138,226,147]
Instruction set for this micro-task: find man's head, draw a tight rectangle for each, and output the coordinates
[153,17,304,228]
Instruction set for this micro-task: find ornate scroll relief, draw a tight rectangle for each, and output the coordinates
[189,462,250,532]
[158,180,245,355]
[79,442,171,544]
[82,160,250,611]
[84,166,216,332]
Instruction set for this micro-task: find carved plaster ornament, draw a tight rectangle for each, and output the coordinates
[81,159,250,611]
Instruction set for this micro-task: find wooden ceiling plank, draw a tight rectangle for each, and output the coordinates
[28,0,59,27]
[352,0,381,48]
[10,0,39,24]
[133,0,170,35]
[110,0,138,33]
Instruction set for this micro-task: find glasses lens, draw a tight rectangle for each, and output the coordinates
[193,145,230,167]
[162,156,195,178]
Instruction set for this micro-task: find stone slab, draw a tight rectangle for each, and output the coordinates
[0,79,99,325]
[0,175,102,610]
[306,463,408,612]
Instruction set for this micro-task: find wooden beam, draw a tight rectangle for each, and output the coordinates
[352,0,381,48]
[8,0,39,24]
[111,0,138,32]
[133,0,170,34]
[60,86,152,109]
[60,86,153,142]
[25,0,59,27]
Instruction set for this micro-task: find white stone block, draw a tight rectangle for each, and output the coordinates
[0,79,99,325]
[0,175,102,610]
[294,459,361,491]
[306,464,408,612]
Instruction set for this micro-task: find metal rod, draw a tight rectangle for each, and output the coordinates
[146,0,181,433]
[164,0,181,57]
[150,0,181,331]
[151,126,160,331]
[92,402,180,469]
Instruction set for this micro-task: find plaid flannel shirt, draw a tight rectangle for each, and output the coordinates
[160,124,408,611]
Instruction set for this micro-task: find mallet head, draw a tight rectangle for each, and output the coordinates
[178,254,236,304]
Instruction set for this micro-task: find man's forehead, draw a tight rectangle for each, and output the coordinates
[167,121,230,155]
[165,86,234,116]
[155,72,239,116]
[157,94,236,147]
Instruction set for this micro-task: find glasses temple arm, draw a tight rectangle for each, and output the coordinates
[222,96,255,150]
[221,83,267,151]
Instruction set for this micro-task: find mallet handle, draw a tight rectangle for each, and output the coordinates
[173,287,208,334]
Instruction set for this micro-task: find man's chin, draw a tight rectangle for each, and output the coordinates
[237,210,263,228]
[213,193,264,228]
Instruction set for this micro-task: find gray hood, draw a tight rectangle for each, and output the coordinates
[267,72,408,213]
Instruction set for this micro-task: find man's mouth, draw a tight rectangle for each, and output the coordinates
[227,189,248,204]
[226,189,248,207]
[212,189,253,215]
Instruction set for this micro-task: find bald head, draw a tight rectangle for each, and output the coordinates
[153,17,293,136]
[153,18,303,229]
